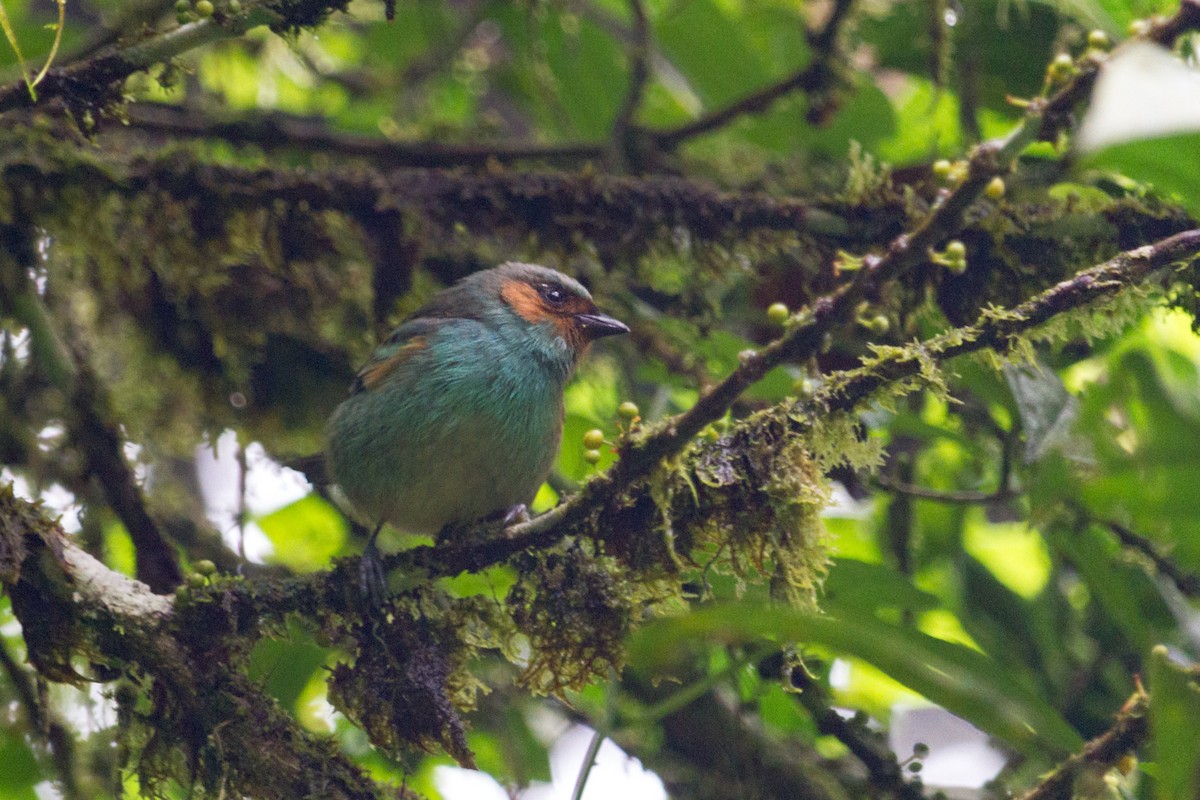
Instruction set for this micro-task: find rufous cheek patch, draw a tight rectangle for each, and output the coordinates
[500,280,552,324]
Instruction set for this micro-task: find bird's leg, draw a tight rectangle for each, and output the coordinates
[360,522,388,609]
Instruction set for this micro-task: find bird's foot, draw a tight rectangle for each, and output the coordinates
[502,503,530,526]
[435,505,528,546]
[359,538,388,609]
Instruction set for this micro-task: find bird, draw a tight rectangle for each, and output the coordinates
[325,262,629,601]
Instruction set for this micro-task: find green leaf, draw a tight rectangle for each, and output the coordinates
[1003,360,1086,464]
[821,558,940,616]
[629,604,1083,758]
[0,730,38,797]
[656,0,769,108]
[1053,525,1175,656]
[255,494,348,572]
[248,621,329,714]
[1084,132,1200,219]
[1149,647,1200,800]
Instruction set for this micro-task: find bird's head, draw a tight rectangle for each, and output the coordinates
[483,262,628,357]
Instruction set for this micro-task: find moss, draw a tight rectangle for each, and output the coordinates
[506,543,638,695]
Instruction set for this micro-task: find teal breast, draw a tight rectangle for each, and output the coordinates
[326,317,567,534]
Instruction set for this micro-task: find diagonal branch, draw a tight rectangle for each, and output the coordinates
[0,225,182,593]
[649,0,856,150]
[1102,518,1200,598]
[1014,692,1147,800]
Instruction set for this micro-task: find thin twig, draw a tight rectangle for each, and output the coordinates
[650,0,856,149]
[1014,692,1147,800]
[611,0,650,169]
[790,666,925,800]
[569,728,606,800]
[1104,518,1200,598]
[0,0,343,114]
[875,479,1017,504]
[106,0,851,163]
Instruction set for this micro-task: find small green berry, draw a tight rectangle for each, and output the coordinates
[174,584,190,602]
[227,0,241,10]
[177,10,193,23]
[194,559,217,576]
[583,449,602,465]
[1048,53,1074,81]
[188,573,207,589]
[908,762,923,773]
[913,742,930,757]
[1128,18,1151,37]
[767,302,790,325]
[985,176,1006,199]
[618,401,640,420]
[867,315,890,334]
[195,0,214,15]
[174,0,190,10]
[582,428,605,450]
[945,240,966,261]
[932,159,952,178]
[1087,29,1110,50]
[792,377,816,396]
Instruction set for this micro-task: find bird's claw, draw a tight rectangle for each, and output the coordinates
[359,539,388,610]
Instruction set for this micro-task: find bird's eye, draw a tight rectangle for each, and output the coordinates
[538,284,568,306]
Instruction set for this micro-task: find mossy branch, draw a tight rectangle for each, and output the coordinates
[480,2,1200,562]
[0,487,414,800]
[0,0,352,116]
[157,228,1200,629]
[1,228,1192,792]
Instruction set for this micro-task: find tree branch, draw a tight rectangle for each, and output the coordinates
[1014,693,1147,800]
[0,0,352,116]
[0,489,413,800]
[649,0,856,150]
[790,665,926,800]
[1102,518,1200,598]
[120,103,608,168]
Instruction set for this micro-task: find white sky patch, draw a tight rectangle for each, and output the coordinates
[435,723,667,800]
[889,705,1005,791]
[1077,42,1200,151]
[195,430,312,563]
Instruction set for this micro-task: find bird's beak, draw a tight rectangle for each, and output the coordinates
[573,312,630,340]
